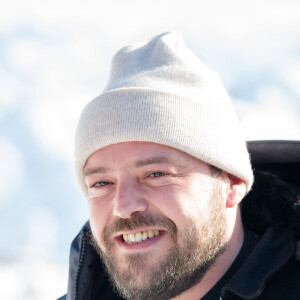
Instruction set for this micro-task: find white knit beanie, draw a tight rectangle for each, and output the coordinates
[75,31,253,196]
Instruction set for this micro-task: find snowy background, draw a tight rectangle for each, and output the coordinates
[1,1,300,299]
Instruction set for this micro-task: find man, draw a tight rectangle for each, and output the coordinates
[60,32,300,300]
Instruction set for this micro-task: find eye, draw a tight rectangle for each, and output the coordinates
[88,180,113,197]
[148,171,168,178]
[91,181,110,188]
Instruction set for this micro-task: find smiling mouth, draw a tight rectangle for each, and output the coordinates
[123,230,161,244]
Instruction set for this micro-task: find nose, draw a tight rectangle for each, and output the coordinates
[113,178,148,219]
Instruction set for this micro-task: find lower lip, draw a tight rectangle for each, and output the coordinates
[116,231,166,250]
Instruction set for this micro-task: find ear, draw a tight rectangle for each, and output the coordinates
[226,174,247,208]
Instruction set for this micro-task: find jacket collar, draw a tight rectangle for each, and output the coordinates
[221,227,295,299]
[66,222,99,300]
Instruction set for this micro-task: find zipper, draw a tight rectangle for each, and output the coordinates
[73,229,88,300]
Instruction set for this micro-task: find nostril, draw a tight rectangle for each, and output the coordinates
[113,183,148,218]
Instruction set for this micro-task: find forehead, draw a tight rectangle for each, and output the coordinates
[84,142,207,170]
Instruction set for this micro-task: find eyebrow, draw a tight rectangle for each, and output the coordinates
[83,156,179,177]
[135,156,177,168]
[83,166,108,177]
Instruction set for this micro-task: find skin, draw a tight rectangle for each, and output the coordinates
[84,142,247,299]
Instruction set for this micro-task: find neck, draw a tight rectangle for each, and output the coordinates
[172,208,244,300]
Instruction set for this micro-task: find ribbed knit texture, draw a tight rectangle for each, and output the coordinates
[75,31,253,196]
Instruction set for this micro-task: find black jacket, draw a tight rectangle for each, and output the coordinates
[59,140,300,300]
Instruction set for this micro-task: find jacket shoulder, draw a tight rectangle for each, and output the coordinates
[257,258,300,299]
[57,295,66,300]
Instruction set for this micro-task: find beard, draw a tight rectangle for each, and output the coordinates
[89,182,228,300]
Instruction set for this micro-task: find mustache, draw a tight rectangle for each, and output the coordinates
[102,214,177,244]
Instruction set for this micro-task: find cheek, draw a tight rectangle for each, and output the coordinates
[88,198,112,241]
[158,182,214,221]
[148,186,194,226]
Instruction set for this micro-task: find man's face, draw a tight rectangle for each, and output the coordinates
[84,142,229,299]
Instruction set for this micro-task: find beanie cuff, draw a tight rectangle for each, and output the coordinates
[76,88,253,195]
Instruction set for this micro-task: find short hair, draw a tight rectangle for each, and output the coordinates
[210,165,223,178]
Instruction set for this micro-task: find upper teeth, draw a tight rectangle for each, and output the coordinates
[123,230,160,244]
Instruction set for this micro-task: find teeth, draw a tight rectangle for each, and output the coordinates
[135,232,142,242]
[129,234,135,242]
[123,234,128,242]
[123,230,161,244]
[142,232,148,240]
